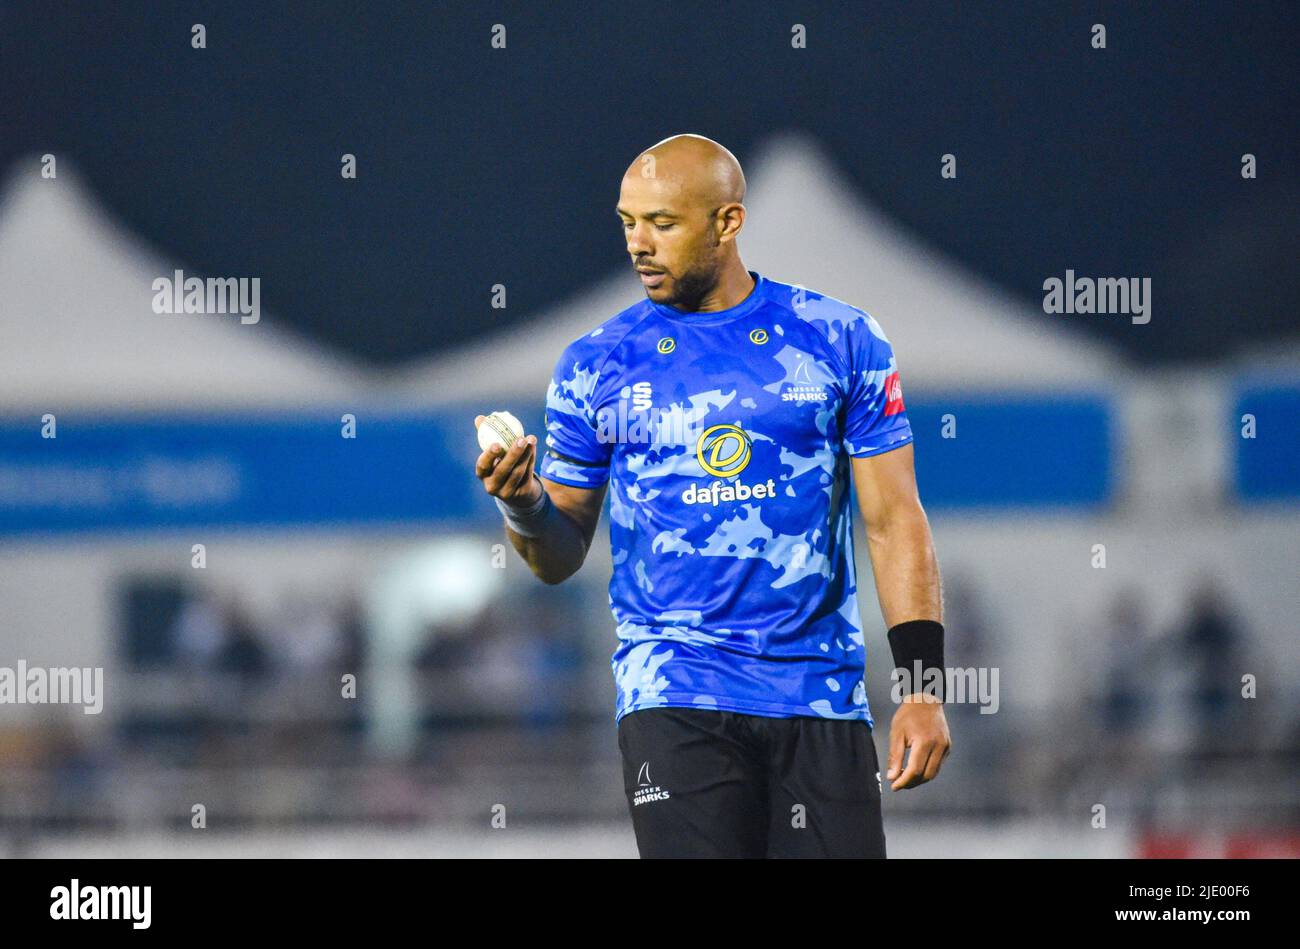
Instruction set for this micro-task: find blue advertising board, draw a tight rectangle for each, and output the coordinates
[0,395,1115,536]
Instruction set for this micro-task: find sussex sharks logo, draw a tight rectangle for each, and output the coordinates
[782,356,828,403]
[632,761,670,806]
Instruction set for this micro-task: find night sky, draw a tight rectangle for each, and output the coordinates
[3,1,1295,366]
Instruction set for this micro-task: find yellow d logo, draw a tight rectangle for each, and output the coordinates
[749,328,768,345]
[657,337,676,354]
[696,424,752,478]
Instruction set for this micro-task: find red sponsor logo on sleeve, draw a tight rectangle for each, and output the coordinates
[883,371,905,416]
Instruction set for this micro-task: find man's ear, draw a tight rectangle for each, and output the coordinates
[716,203,746,243]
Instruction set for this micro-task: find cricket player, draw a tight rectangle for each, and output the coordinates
[473,134,949,858]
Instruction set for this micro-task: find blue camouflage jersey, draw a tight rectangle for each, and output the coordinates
[540,272,913,725]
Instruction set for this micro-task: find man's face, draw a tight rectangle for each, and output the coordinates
[617,171,721,309]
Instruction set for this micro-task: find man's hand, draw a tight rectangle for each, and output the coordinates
[473,415,542,508]
[886,694,951,790]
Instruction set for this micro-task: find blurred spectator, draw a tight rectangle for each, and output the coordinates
[269,590,346,672]
[1100,587,1150,737]
[337,595,367,675]
[172,593,227,669]
[216,602,269,680]
[1177,579,1244,738]
[943,570,990,669]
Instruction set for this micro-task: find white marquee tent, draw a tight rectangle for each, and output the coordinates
[398,132,1124,404]
[0,161,373,412]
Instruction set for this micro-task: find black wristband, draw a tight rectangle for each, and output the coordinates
[887,619,945,701]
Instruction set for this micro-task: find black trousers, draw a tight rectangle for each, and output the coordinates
[618,706,887,858]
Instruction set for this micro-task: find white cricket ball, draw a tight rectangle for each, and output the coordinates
[477,410,525,453]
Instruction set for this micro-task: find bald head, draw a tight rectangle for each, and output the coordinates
[617,134,751,311]
[625,133,746,209]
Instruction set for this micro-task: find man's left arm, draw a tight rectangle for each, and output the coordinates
[851,444,951,791]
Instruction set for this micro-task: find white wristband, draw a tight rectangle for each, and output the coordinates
[495,478,553,537]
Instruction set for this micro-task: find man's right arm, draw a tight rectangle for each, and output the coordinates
[473,417,606,585]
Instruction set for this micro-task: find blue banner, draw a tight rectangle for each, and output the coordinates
[908,395,1113,509]
[0,411,478,536]
[1234,382,1300,502]
[0,396,1114,536]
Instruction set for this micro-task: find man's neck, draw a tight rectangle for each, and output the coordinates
[678,262,755,313]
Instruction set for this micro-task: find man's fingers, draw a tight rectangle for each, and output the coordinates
[891,740,934,791]
[921,741,948,782]
[474,443,505,480]
[886,726,905,781]
[483,446,518,493]
[891,742,927,790]
[501,439,537,497]
[483,436,532,494]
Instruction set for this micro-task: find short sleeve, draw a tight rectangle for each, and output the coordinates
[539,341,613,487]
[841,313,914,458]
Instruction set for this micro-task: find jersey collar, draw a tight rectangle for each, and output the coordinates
[649,271,767,325]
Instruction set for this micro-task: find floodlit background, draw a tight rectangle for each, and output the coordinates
[0,2,1297,857]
